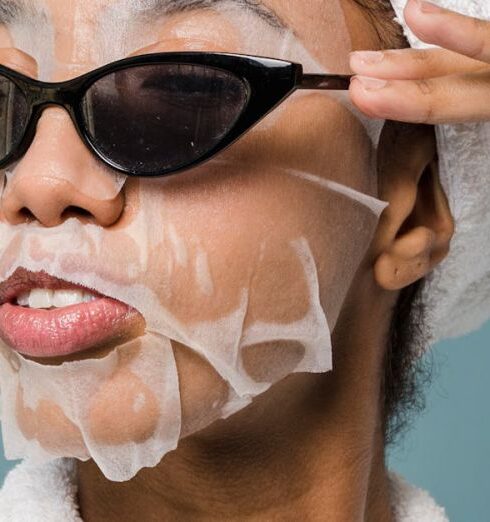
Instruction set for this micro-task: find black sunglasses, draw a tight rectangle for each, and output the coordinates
[0,52,352,177]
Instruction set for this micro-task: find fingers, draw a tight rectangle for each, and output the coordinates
[348,0,490,124]
[350,47,489,80]
[0,48,38,78]
[349,69,490,124]
[404,0,490,63]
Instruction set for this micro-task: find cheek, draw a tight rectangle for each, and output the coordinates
[218,92,374,193]
[134,169,372,331]
[138,170,315,325]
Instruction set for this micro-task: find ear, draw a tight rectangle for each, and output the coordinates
[373,122,455,291]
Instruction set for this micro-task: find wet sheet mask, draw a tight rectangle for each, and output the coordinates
[0,0,388,481]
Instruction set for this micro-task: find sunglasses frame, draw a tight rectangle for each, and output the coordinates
[0,52,352,177]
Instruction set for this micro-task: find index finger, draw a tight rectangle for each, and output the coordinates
[350,47,489,80]
[404,0,490,63]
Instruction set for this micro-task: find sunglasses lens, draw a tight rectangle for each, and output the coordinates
[82,63,249,175]
[0,76,29,161]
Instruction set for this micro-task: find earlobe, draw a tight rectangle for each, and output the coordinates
[373,123,455,292]
[375,226,436,291]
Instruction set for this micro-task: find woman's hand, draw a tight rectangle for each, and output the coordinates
[348,0,490,124]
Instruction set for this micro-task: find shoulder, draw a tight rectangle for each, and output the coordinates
[0,458,82,522]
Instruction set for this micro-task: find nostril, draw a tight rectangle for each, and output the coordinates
[18,207,35,222]
[2,178,124,227]
[61,205,94,221]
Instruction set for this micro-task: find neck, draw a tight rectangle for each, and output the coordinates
[77,277,395,522]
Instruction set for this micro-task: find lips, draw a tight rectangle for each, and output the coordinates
[0,268,142,359]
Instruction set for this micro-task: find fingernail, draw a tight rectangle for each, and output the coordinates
[350,50,384,66]
[354,76,388,91]
[417,0,444,13]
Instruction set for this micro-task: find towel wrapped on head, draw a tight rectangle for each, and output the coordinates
[389,0,490,344]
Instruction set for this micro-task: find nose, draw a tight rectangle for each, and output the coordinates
[1,107,124,227]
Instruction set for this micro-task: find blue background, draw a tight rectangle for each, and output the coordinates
[1,322,489,521]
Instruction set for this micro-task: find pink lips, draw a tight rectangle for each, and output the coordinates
[0,268,141,358]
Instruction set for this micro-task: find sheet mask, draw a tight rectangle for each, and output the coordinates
[1,162,127,204]
[0,1,130,201]
[0,0,388,481]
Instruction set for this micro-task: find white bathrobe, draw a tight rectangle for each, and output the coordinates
[0,458,448,521]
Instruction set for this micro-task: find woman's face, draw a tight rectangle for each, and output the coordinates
[0,0,385,478]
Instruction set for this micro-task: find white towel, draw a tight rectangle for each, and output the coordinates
[0,458,448,521]
[389,0,490,344]
[0,459,82,522]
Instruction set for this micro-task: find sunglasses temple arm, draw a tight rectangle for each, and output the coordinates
[298,74,353,91]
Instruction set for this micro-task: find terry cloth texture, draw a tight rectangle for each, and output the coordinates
[389,0,490,345]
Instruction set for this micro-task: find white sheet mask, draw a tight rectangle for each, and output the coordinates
[0,0,388,481]
[0,0,133,201]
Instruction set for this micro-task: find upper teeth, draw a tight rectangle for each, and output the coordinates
[16,288,98,309]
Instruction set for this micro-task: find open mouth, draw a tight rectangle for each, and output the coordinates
[0,268,143,359]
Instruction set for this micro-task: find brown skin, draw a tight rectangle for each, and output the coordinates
[0,1,454,520]
[76,125,453,522]
[76,6,453,522]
